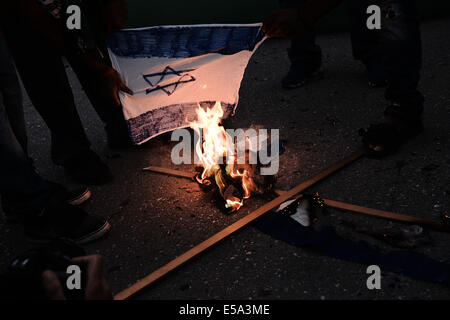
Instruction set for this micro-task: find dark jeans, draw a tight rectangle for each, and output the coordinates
[0,37,57,215]
[285,0,424,114]
[2,26,127,165]
[281,0,323,73]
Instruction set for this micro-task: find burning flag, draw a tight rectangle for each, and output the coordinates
[107,23,266,145]
[189,102,265,213]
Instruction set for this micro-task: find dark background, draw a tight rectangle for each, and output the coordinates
[125,0,450,30]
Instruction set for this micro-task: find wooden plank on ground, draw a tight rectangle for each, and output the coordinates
[115,150,364,300]
[143,166,196,180]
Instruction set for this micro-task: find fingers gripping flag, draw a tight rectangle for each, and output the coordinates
[107,24,266,145]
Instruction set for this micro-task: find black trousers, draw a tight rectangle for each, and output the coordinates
[0,36,58,215]
[2,26,127,165]
[282,0,424,114]
[280,0,323,73]
[349,0,424,113]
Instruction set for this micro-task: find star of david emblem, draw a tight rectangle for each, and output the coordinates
[143,66,196,96]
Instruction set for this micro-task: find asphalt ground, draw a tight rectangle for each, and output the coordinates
[1,18,449,300]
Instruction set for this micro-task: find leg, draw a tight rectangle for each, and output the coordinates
[289,28,322,74]
[348,0,387,87]
[359,0,424,157]
[2,28,112,184]
[0,36,110,242]
[0,96,110,242]
[0,102,57,215]
[348,0,375,62]
[378,0,424,114]
[0,38,57,214]
[67,51,130,148]
[4,34,92,165]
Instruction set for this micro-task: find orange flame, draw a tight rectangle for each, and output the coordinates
[189,102,256,212]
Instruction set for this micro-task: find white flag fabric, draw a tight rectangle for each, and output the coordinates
[107,23,265,145]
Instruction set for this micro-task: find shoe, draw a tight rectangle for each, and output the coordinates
[359,103,423,158]
[3,186,91,223]
[363,57,388,88]
[66,186,92,206]
[64,150,113,185]
[281,62,323,89]
[24,202,110,244]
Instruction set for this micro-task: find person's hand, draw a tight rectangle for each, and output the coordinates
[103,68,134,107]
[41,270,66,300]
[104,0,128,35]
[41,254,112,300]
[263,9,305,38]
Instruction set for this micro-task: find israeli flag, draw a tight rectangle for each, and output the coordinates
[107,23,265,145]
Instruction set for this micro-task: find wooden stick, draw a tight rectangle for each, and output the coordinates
[323,199,450,232]
[143,166,196,180]
[274,189,449,232]
[115,150,364,300]
[144,165,448,232]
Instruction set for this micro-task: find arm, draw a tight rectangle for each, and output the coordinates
[1,0,132,105]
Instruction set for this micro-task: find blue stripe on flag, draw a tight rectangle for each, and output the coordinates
[126,101,235,145]
[108,26,264,59]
